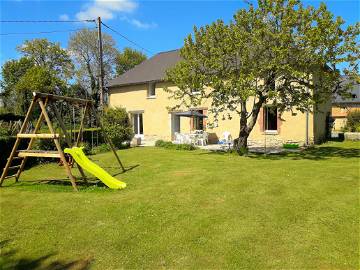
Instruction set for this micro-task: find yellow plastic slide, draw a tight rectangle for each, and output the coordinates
[64,147,126,189]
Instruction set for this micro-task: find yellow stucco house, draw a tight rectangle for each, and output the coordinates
[331,77,360,131]
[108,49,331,146]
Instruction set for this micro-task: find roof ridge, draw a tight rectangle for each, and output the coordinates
[156,48,180,55]
[108,49,181,88]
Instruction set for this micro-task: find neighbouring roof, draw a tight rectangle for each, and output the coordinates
[108,49,181,88]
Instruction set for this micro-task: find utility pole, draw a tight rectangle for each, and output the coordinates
[97,16,104,109]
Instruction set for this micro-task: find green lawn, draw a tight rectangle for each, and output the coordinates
[0,141,359,269]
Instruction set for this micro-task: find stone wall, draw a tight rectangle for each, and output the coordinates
[344,132,360,141]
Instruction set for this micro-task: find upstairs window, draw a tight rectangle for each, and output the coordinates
[264,106,277,131]
[148,82,156,97]
[191,89,200,95]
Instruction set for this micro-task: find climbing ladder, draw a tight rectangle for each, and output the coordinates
[0,92,125,191]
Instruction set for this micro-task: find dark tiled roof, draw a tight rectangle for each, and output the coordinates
[108,49,181,88]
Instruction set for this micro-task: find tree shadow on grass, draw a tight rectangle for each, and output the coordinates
[0,240,93,270]
[198,146,360,161]
[248,146,360,161]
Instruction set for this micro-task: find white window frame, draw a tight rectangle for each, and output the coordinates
[191,89,201,95]
[264,106,278,133]
[131,112,144,139]
[147,82,156,98]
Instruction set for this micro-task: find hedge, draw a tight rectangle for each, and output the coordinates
[0,136,31,169]
[155,140,197,150]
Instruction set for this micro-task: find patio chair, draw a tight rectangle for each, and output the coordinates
[173,132,183,144]
[183,133,192,144]
[197,131,208,146]
[219,131,233,150]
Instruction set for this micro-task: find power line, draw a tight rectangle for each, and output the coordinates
[0,20,95,23]
[101,22,153,54]
[0,27,97,36]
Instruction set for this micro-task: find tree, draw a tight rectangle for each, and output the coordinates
[0,38,72,115]
[115,47,147,76]
[68,29,119,106]
[101,107,134,148]
[18,38,73,79]
[166,0,359,154]
[0,57,34,113]
[15,66,66,115]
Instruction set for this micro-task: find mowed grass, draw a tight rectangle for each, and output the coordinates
[0,141,359,269]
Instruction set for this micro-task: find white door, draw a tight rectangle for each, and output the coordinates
[133,113,144,138]
[171,113,180,139]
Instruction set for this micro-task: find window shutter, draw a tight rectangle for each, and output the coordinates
[258,107,264,132]
[203,109,207,130]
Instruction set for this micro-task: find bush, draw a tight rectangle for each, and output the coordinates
[101,107,134,148]
[155,140,173,148]
[0,113,24,122]
[345,110,360,132]
[90,143,111,155]
[0,126,10,137]
[78,142,91,155]
[283,143,299,149]
[0,136,35,169]
[155,140,197,151]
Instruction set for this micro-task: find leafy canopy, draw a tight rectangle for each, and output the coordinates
[101,107,134,148]
[166,0,359,150]
[68,29,119,100]
[0,57,34,112]
[115,47,147,76]
[18,38,73,79]
[1,38,72,115]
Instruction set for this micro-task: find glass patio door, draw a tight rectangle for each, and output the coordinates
[133,113,143,138]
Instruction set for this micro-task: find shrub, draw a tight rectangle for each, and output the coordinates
[155,140,173,148]
[0,136,35,169]
[0,126,10,137]
[345,110,360,132]
[155,140,197,151]
[101,107,134,148]
[283,143,299,149]
[78,142,91,155]
[90,143,111,154]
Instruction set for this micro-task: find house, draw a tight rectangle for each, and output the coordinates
[108,49,331,147]
[332,77,360,131]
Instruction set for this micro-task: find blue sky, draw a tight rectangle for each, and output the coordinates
[0,0,359,67]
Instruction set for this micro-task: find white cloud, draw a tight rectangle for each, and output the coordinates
[130,19,157,29]
[75,0,138,21]
[123,17,157,29]
[59,14,70,21]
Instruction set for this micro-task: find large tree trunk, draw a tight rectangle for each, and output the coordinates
[234,97,265,155]
[235,100,250,155]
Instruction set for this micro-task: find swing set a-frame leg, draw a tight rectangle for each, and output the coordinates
[0,97,37,185]
[91,105,125,172]
[15,99,49,181]
[38,99,78,191]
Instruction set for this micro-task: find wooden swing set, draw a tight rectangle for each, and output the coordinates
[0,92,125,191]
